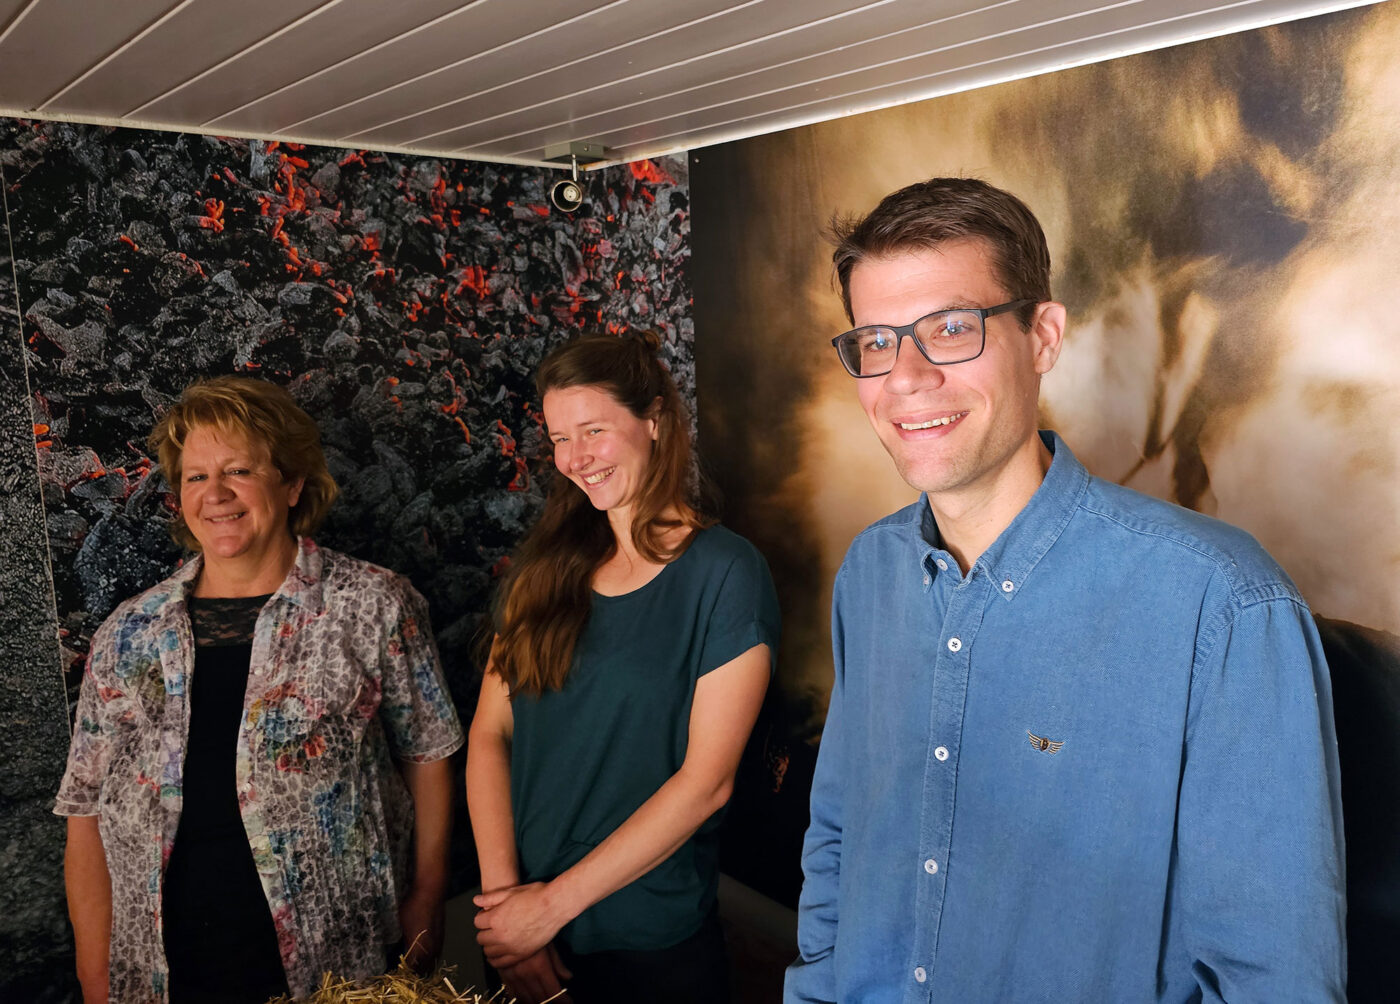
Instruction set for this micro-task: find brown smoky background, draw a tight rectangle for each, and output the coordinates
[692,3,1400,992]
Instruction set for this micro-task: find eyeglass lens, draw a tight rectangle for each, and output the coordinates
[837,310,986,376]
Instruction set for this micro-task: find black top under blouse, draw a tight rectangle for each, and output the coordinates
[162,594,288,1003]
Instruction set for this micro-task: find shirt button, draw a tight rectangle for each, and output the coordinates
[923,858,939,875]
[935,558,948,571]
[1002,579,1015,593]
[947,636,962,652]
[914,966,927,983]
[922,574,931,586]
[934,746,949,761]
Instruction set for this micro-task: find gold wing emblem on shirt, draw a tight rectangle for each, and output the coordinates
[1027,731,1064,754]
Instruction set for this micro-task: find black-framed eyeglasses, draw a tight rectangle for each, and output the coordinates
[831,299,1034,377]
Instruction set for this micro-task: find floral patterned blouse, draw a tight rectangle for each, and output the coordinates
[54,539,465,1003]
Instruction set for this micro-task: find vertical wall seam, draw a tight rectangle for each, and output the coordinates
[0,149,70,734]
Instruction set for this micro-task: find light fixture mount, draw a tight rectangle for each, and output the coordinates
[543,141,608,165]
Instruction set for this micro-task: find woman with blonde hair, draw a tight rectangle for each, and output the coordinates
[467,332,780,1003]
[56,376,463,1003]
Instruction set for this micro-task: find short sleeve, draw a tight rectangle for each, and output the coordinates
[697,537,781,678]
[378,579,465,763]
[54,618,134,816]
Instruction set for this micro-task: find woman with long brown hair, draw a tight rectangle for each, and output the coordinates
[466,331,779,1003]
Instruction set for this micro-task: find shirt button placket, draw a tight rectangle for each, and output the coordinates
[915,569,978,1002]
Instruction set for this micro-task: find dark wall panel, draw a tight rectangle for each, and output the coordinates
[1,119,690,704]
[0,118,690,997]
[0,156,76,1002]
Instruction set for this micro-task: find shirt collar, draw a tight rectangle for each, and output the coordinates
[916,430,1089,600]
[153,536,326,618]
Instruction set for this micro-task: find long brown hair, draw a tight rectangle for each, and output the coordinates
[489,331,714,696]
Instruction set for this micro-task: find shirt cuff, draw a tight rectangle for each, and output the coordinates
[783,952,837,1004]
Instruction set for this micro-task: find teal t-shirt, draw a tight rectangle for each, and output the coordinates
[509,524,780,953]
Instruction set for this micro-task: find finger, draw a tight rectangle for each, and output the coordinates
[473,910,493,930]
[532,969,561,1002]
[474,889,510,908]
[482,943,514,965]
[548,943,573,981]
[506,972,546,1004]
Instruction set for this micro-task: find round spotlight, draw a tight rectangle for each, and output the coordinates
[550,178,584,213]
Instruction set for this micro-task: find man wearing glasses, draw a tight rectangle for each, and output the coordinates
[784,178,1345,1003]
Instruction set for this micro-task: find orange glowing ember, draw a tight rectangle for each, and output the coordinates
[630,160,672,185]
[456,265,489,299]
[198,198,225,232]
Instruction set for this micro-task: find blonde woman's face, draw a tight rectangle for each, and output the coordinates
[178,424,303,563]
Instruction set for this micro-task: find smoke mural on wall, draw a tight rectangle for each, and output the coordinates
[691,3,1400,989]
[695,1,1400,710]
[0,119,691,719]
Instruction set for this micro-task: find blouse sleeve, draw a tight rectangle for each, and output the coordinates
[377,577,465,764]
[53,616,135,816]
[698,537,781,678]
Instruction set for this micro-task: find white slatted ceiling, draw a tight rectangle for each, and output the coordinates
[43,0,334,115]
[0,0,1380,168]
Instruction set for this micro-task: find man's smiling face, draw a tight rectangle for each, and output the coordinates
[849,238,1061,503]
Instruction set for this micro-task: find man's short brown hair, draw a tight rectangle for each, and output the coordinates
[148,376,338,549]
[831,177,1051,326]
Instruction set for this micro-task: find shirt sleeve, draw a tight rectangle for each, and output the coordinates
[1171,592,1346,1002]
[54,617,134,817]
[784,567,846,1004]
[378,578,465,764]
[697,538,781,677]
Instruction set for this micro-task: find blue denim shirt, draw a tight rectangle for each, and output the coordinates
[786,432,1345,1003]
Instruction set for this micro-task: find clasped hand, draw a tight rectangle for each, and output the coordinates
[473,881,567,968]
[475,883,573,1004]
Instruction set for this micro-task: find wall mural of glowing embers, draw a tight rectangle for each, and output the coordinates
[690,5,1400,992]
[1,119,692,728]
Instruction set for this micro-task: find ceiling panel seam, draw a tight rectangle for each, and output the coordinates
[276,0,633,135]
[126,0,346,119]
[38,0,196,111]
[475,0,1151,152]
[197,0,490,129]
[393,0,906,147]
[338,0,776,143]
[523,0,1286,158]
[0,0,39,50]
[447,0,1096,149]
